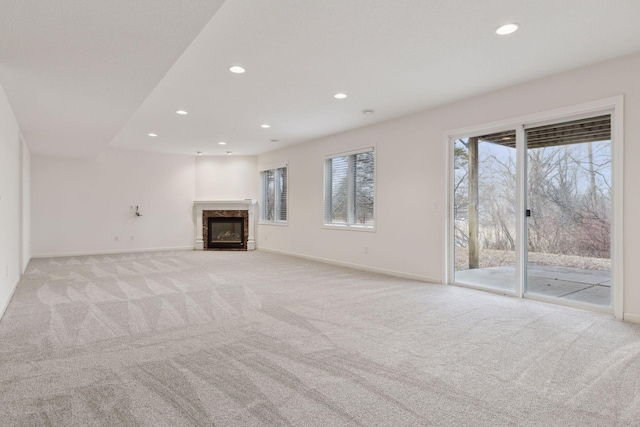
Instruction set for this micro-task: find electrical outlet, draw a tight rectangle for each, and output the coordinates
[130,235,135,241]
[364,246,369,254]
[114,236,119,241]
[264,234,268,241]
[130,205,134,211]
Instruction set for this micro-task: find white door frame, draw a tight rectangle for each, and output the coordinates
[444,96,624,320]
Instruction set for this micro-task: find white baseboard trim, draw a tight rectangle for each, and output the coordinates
[623,313,640,324]
[258,247,441,284]
[0,277,20,321]
[32,246,194,259]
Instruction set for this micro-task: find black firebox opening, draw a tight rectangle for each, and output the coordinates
[207,217,245,249]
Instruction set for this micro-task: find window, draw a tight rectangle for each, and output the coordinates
[324,148,375,228]
[260,163,288,223]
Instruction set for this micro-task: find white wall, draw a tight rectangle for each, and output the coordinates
[30,152,259,257]
[31,149,196,256]
[195,155,258,200]
[257,52,640,318]
[21,138,31,273]
[0,82,26,317]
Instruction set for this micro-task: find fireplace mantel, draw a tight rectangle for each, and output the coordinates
[193,200,256,250]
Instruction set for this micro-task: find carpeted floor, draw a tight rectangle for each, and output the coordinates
[1,250,639,426]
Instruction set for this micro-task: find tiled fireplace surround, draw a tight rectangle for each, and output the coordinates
[193,200,256,251]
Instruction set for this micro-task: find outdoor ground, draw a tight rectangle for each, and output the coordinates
[455,248,610,271]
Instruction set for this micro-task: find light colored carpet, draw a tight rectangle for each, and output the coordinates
[1,250,639,426]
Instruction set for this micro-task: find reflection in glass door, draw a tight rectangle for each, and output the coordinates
[453,130,517,293]
[525,115,612,308]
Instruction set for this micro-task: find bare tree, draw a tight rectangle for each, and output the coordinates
[453,137,611,265]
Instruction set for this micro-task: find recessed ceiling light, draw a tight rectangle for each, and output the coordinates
[176,110,188,115]
[196,151,203,155]
[261,124,271,128]
[496,23,519,35]
[148,133,158,137]
[362,109,375,115]
[226,151,232,155]
[334,93,347,99]
[270,139,279,143]
[229,66,246,74]
[218,141,227,145]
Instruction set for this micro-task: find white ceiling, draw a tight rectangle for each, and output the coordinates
[2,0,640,158]
[0,0,225,158]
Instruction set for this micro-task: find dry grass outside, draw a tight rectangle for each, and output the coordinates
[455,248,610,271]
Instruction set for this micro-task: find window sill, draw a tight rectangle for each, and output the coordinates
[322,224,376,232]
[259,221,288,227]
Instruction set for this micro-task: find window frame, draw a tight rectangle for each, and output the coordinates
[259,162,288,226]
[322,147,376,231]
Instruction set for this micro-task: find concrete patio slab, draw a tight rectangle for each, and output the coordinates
[454,264,611,308]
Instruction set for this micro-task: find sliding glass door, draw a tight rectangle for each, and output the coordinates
[451,112,613,311]
[453,130,517,293]
[524,115,612,308]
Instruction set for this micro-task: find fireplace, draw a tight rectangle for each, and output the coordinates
[207,217,244,249]
[202,209,249,251]
[193,200,256,251]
